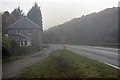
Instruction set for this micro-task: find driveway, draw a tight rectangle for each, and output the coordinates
[2,45,63,78]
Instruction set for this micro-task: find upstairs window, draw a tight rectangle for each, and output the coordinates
[28,30,31,35]
[25,41,27,45]
[17,30,20,34]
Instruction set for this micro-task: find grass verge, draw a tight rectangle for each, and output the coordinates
[20,49,119,78]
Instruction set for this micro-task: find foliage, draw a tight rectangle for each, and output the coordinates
[2,37,19,57]
[3,11,10,16]
[43,30,60,44]
[2,45,37,63]
[11,7,24,20]
[2,7,24,35]
[2,37,11,58]
[43,7,118,45]
[10,38,20,56]
[2,12,16,34]
[2,7,25,58]
[27,2,42,30]
[19,46,37,55]
[2,36,37,59]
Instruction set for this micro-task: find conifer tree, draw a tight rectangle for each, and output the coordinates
[27,2,43,30]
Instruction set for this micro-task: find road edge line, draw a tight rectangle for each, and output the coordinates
[104,62,120,70]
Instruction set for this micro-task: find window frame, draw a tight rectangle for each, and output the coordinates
[17,30,20,34]
[21,41,24,45]
[25,41,27,45]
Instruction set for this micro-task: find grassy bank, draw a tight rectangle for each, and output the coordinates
[21,49,119,78]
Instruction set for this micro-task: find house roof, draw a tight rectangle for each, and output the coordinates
[9,34,30,39]
[7,17,42,30]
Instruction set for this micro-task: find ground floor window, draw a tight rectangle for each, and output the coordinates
[25,41,27,45]
[21,41,24,45]
[20,40,30,46]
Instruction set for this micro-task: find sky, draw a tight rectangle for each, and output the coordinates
[0,0,119,30]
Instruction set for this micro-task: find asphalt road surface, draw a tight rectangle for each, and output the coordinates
[65,44,119,69]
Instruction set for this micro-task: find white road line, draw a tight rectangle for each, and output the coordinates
[87,46,119,50]
[104,62,120,70]
[67,47,120,70]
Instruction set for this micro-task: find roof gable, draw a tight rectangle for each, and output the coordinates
[7,17,41,30]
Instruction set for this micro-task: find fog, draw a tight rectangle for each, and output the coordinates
[0,0,119,30]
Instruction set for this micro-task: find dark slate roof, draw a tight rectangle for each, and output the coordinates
[7,17,41,30]
[9,34,30,39]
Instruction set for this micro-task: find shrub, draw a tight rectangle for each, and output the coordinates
[2,37,11,58]
[19,46,36,55]
[2,37,38,58]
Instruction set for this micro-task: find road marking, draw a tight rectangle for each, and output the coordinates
[86,46,119,50]
[104,62,120,70]
[67,47,120,70]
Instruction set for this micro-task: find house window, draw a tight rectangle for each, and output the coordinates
[25,41,27,45]
[28,31,31,35]
[21,41,24,45]
[17,30,20,34]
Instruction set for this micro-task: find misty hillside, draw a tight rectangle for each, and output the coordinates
[43,7,118,45]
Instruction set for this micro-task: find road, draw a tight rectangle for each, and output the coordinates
[2,44,119,78]
[65,44,120,69]
[47,44,119,69]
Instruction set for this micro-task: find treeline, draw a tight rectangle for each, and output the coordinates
[43,7,118,46]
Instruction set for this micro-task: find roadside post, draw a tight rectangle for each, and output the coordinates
[60,37,66,50]
[60,37,67,56]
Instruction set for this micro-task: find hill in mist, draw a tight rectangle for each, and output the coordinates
[43,7,118,45]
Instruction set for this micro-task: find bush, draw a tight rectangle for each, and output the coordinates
[2,37,38,59]
[9,38,20,56]
[2,37,11,58]
[19,46,36,55]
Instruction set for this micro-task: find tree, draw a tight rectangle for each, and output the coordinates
[2,11,16,35]
[2,37,11,58]
[43,7,118,45]
[2,37,20,58]
[27,2,43,30]
[4,11,10,16]
[11,7,24,20]
[2,7,24,35]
